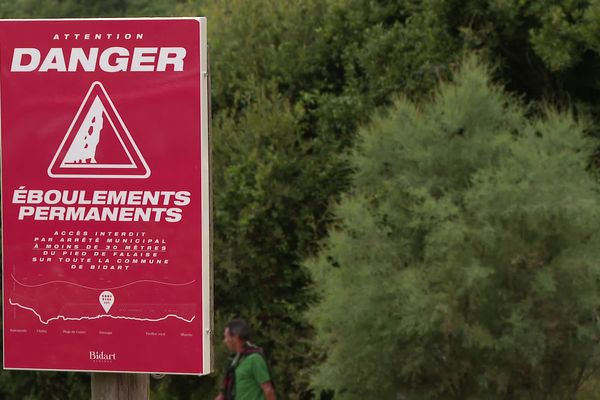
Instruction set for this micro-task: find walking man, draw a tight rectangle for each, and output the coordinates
[215,318,277,400]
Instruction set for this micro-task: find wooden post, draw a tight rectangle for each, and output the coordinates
[91,373,149,400]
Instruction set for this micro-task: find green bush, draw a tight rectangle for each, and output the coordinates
[308,57,600,399]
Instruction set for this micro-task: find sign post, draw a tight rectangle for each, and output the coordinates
[0,17,212,389]
[92,373,149,399]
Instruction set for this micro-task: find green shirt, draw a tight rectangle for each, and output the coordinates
[234,353,271,400]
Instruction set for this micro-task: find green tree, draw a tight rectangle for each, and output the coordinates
[407,0,600,122]
[0,370,89,400]
[157,1,439,397]
[308,57,600,399]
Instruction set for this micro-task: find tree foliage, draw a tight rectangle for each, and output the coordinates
[156,1,451,398]
[307,57,600,399]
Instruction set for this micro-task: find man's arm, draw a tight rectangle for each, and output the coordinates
[261,381,276,400]
[213,394,224,400]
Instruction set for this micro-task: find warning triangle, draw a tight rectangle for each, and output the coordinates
[48,81,151,179]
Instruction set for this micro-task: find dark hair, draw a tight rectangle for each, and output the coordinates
[226,318,252,340]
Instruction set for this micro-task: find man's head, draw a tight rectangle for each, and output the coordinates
[223,318,251,352]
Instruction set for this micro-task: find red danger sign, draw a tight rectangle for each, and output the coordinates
[0,18,212,375]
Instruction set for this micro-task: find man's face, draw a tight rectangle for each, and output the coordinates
[223,327,237,352]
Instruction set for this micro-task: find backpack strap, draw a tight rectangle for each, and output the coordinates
[222,353,241,400]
